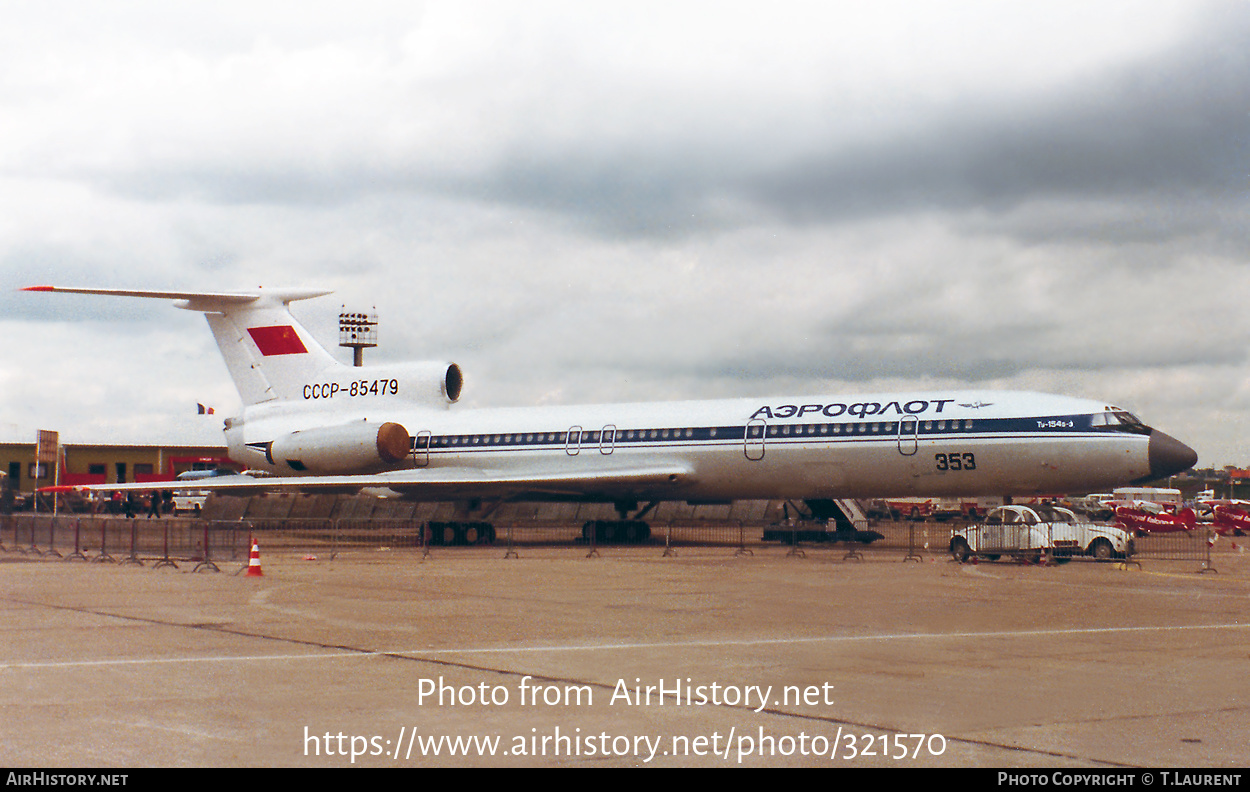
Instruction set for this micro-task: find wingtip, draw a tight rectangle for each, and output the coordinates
[21,285,55,292]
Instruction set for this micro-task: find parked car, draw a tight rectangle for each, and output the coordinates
[887,497,934,521]
[1069,494,1117,520]
[172,490,208,515]
[950,505,1134,563]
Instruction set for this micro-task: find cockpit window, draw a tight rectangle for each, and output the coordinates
[1090,410,1151,434]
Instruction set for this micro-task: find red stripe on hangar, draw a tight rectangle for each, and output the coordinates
[247,326,308,356]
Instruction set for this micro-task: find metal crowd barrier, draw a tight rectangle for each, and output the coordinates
[0,513,1234,571]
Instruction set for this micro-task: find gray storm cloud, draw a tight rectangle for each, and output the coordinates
[2,1,1246,465]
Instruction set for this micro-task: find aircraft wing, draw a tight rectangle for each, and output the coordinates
[52,462,694,501]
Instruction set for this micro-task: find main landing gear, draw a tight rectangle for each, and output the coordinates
[581,520,652,544]
[426,521,497,546]
[581,500,658,545]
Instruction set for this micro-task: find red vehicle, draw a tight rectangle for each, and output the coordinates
[1114,503,1196,535]
[886,498,934,521]
[1211,504,1250,536]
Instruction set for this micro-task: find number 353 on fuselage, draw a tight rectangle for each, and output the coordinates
[23,285,1198,503]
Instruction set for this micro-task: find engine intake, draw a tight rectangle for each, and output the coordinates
[335,361,462,405]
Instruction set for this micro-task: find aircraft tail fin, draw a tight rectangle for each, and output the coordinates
[23,285,342,406]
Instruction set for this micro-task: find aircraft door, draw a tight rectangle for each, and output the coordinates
[600,424,616,455]
[897,415,919,456]
[413,430,431,467]
[566,426,582,456]
[744,419,766,461]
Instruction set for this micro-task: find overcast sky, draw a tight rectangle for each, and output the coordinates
[2,1,1248,469]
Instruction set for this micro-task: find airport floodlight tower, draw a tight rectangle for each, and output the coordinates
[338,306,378,367]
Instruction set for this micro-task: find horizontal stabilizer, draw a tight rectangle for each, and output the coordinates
[22,285,331,310]
[24,284,338,405]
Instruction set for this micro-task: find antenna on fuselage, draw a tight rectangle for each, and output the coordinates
[338,306,378,367]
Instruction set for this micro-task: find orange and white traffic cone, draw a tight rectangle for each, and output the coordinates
[246,541,264,577]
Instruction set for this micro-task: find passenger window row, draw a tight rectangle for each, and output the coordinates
[765,420,975,437]
[419,419,978,449]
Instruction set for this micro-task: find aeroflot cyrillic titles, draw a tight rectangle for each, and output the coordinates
[23,285,1197,506]
[751,400,956,420]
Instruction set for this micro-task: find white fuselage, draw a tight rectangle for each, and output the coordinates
[26,285,1190,504]
[228,389,1154,501]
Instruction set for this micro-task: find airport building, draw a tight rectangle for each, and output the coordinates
[0,439,235,494]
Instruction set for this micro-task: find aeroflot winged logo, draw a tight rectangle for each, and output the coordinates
[247,326,308,356]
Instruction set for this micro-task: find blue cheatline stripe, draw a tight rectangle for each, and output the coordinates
[410,414,1135,452]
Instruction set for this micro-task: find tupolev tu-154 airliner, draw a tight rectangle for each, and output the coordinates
[24,285,1197,542]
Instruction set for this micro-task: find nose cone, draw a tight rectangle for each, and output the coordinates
[1147,430,1198,480]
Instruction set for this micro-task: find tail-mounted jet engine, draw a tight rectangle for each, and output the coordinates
[268,420,412,474]
[301,362,463,406]
[367,361,462,405]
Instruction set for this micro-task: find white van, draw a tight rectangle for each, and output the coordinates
[1111,487,1182,508]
